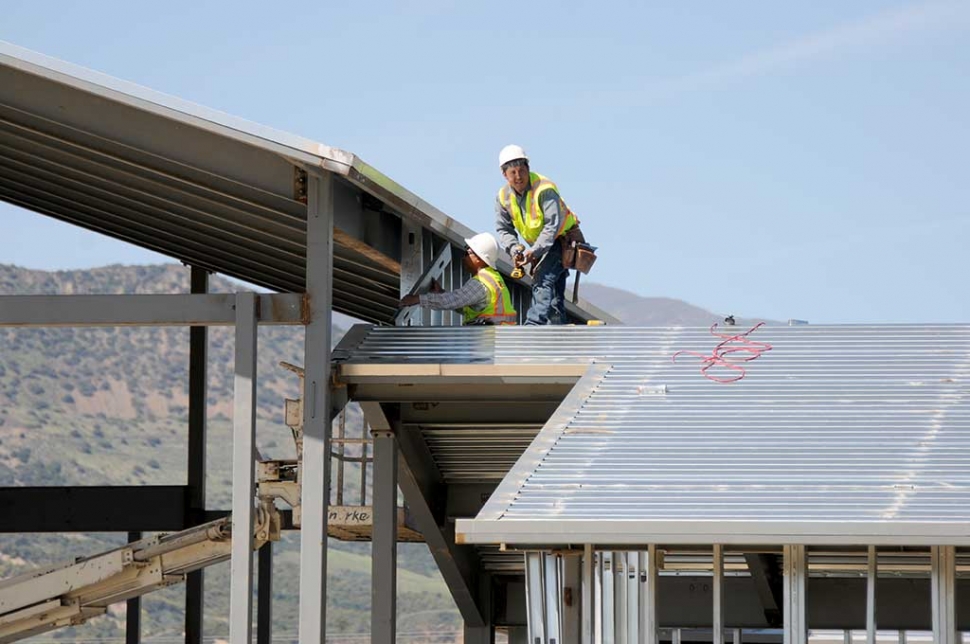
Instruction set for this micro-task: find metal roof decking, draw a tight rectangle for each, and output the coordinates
[0,41,613,325]
[333,324,970,546]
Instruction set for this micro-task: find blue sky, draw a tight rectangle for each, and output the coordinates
[2,1,968,323]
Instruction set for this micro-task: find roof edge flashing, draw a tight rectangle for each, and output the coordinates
[472,363,612,523]
[1,40,352,171]
[455,518,970,547]
[336,362,593,383]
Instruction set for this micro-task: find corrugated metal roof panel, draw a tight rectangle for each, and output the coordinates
[334,324,970,545]
[420,425,543,482]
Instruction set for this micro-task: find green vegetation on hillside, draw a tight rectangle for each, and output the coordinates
[0,263,460,641]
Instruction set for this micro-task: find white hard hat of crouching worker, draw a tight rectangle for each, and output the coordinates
[464,232,500,269]
[498,144,528,168]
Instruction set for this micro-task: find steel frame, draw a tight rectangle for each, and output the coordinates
[184,266,208,644]
[23,36,969,644]
[297,172,335,644]
[0,40,617,644]
[229,292,258,644]
[0,285,308,644]
[524,544,970,642]
[359,402,488,628]
[371,427,398,644]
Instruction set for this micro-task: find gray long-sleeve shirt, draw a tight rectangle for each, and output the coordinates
[495,180,562,260]
[418,277,488,312]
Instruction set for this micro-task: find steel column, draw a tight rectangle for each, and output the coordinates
[257,542,273,644]
[298,171,334,644]
[931,546,957,644]
[643,546,659,644]
[465,571,494,644]
[596,551,616,644]
[783,545,807,644]
[126,531,141,644]
[371,429,398,644]
[398,219,424,326]
[563,554,582,643]
[464,626,494,644]
[381,403,486,626]
[184,567,203,644]
[615,552,626,644]
[582,544,595,644]
[545,554,563,643]
[625,552,637,644]
[229,291,257,644]
[525,553,546,643]
[185,265,208,644]
[866,546,876,644]
[713,544,724,644]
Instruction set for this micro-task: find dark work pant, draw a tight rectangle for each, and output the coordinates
[525,240,568,325]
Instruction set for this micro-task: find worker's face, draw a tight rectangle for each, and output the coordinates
[503,163,530,194]
[463,248,485,273]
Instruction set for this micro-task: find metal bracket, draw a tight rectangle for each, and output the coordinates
[293,167,308,203]
[394,243,453,326]
[257,459,302,529]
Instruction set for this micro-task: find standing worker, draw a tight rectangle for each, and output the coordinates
[495,144,581,325]
[399,232,517,325]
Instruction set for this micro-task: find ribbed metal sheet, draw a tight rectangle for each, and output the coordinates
[336,324,970,545]
[420,426,543,482]
[0,42,608,325]
[476,544,525,573]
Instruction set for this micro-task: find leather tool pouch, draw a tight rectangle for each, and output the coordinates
[560,227,597,274]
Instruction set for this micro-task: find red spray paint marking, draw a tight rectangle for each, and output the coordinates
[672,322,772,383]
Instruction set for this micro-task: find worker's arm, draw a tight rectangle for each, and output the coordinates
[495,197,520,257]
[527,189,562,259]
[418,278,488,311]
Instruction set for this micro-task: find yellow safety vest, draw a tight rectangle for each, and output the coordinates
[497,172,579,245]
[463,267,517,325]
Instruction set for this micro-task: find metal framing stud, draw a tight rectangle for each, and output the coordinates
[783,545,807,644]
[228,291,257,644]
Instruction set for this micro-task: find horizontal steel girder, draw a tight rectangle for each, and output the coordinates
[0,293,304,327]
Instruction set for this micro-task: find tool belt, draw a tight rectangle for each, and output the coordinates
[559,226,597,274]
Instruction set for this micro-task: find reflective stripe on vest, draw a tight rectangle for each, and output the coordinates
[498,172,579,245]
[463,267,517,325]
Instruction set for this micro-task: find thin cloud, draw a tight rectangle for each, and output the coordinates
[642,1,970,103]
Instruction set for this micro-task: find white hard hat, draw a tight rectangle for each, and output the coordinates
[464,232,500,269]
[499,144,528,168]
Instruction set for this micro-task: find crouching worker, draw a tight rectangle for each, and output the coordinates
[399,232,517,325]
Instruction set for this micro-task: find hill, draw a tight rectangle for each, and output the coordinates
[581,282,773,328]
[0,263,454,642]
[0,263,748,642]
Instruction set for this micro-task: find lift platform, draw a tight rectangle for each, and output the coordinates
[0,515,271,642]
[0,362,418,642]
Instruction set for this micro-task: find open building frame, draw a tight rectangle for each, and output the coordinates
[2,41,969,644]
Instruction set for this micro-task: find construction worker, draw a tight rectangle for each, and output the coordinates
[399,232,517,325]
[495,144,579,325]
